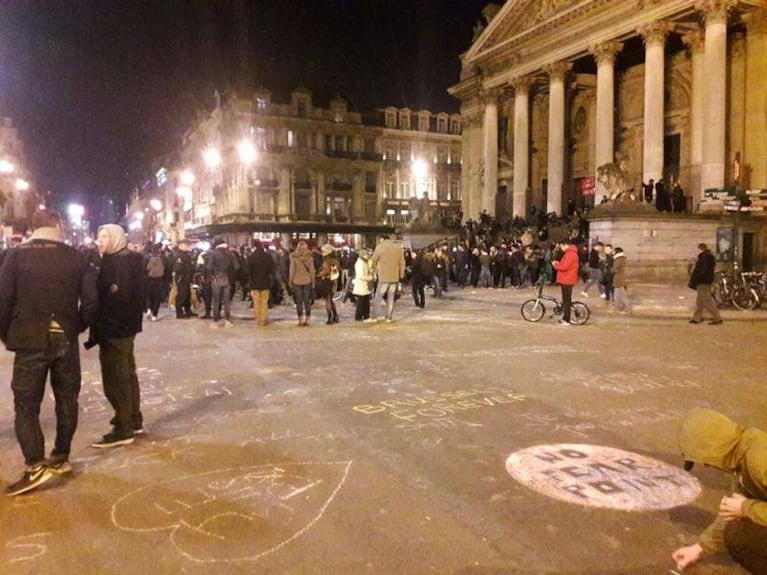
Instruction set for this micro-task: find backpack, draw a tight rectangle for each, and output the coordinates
[147,255,165,278]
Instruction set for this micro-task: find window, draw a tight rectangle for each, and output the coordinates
[253,127,267,151]
[400,182,410,199]
[384,143,396,161]
[437,116,448,133]
[418,113,429,132]
[400,143,411,162]
[437,146,448,164]
[287,130,295,147]
[450,179,461,201]
[256,98,267,112]
[450,118,461,134]
[399,111,410,130]
[297,102,306,117]
[385,180,395,198]
[385,111,397,128]
[451,147,461,164]
[365,171,377,193]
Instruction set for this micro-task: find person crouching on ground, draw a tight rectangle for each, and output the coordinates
[88,224,146,448]
[672,408,767,574]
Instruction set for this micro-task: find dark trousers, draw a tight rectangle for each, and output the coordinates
[561,284,574,323]
[293,284,313,318]
[146,277,165,317]
[412,277,427,308]
[211,281,232,321]
[99,336,142,436]
[725,519,767,575]
[355,294,371,320]
[175,280,192,318]
[12,333,81,466]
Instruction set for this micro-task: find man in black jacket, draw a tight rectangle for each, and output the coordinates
[89,224,146,447]
[247,240,275,326]
[0,210,98,496]
[688,242,723,325]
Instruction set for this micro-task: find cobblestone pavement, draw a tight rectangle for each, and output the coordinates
[0,281,763,574]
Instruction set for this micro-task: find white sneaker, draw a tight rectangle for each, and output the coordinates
[223,320,234,328]
[151,315,158,322]
[558,319,571,326]
[146,311,153,319]
[363,318,378,323]
[599,293,607,299]
[385,319,393,324]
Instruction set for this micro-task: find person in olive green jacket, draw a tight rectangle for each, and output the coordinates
[672,408,767,574]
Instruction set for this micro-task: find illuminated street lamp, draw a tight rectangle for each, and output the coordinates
[203,147,221,169]
[412,158,428,180]
[0,159,15,174]
[237,139,257,164]
[149,198,163,212]
[15,178,30,191]
[180,170,195,186]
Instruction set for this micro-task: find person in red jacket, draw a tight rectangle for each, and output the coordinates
[552,238,580,324]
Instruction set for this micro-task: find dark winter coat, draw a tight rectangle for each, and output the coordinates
[247,248,276,291]
[92,248,145,343]
[0,233,98,351]
[689,248,716,288]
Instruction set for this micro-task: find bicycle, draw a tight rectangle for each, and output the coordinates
[711,270,759,311]
[520,278,591,325]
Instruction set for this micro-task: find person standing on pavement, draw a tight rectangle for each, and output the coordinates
[611,247,631,314]
[0,210,98,496]
[88,224,146,449]
[581,241,604,298]
[352,248,375,321]
[672,408,767,574]
[173,240,195,319]
[551,238,579,325]
[208,239,236,327]
[688,242,723,325]
[371,234,406,323]
[247,240,275,326]
[144,244,166,321]
[289,240,315,326]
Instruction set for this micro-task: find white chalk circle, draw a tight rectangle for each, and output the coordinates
[506,444,700,511]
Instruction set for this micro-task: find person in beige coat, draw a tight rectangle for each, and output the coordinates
[288,241,315,326]
[371,234,406,323]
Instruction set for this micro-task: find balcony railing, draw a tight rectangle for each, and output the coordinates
[329,182,353,192]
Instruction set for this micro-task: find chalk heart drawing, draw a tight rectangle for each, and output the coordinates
[111,461,352,563]
[506,444,700,511]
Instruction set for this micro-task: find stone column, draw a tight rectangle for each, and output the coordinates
[682,27,705,203]
[640,21,672,195]
[461,103,483,222]
[545,61,572,215]
[743,8,767,190]
[590,41,622,196]
[512,76,534,218]
[482,89,500,215]
[698,0,734,192]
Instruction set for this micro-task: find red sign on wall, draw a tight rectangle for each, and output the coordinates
[579,177,596,197]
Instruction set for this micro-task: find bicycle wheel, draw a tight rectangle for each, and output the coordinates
[570,301,590,325]
[732,286,759,311]
[711,282,731,307]
[521,299,546,322]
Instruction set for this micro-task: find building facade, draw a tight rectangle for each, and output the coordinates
[0,116,37,243]
[450,0,767,221]
[145,88,462,248]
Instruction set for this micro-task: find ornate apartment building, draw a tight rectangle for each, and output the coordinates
[0,116,37,241]
[152,88,462,246]
[450,0,767,220]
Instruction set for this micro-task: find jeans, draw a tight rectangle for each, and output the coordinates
[99,336,142,436]
[251,289,270,325]
[12,332,81,466]
[211,281,232,321]
[146,277,165,317]
[583,267,604,295]
[613,286,631,312]
[561,284,574,323]
[412,276,427,308]
[374,282,398,320]
[293,284,313,318]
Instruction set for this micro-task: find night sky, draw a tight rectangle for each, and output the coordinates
[0,1,489,213]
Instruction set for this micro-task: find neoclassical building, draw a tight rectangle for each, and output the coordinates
[147,88,462,247]
[450,0,767,221]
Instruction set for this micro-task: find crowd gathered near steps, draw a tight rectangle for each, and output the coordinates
[2,210,762,575]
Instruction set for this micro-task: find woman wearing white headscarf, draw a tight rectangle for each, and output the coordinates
[87,224,146,448]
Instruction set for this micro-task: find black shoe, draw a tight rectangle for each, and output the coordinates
[47,453,73,475]
[689,320,701,324]
[91,432,135,449]
[5,464,54,496]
